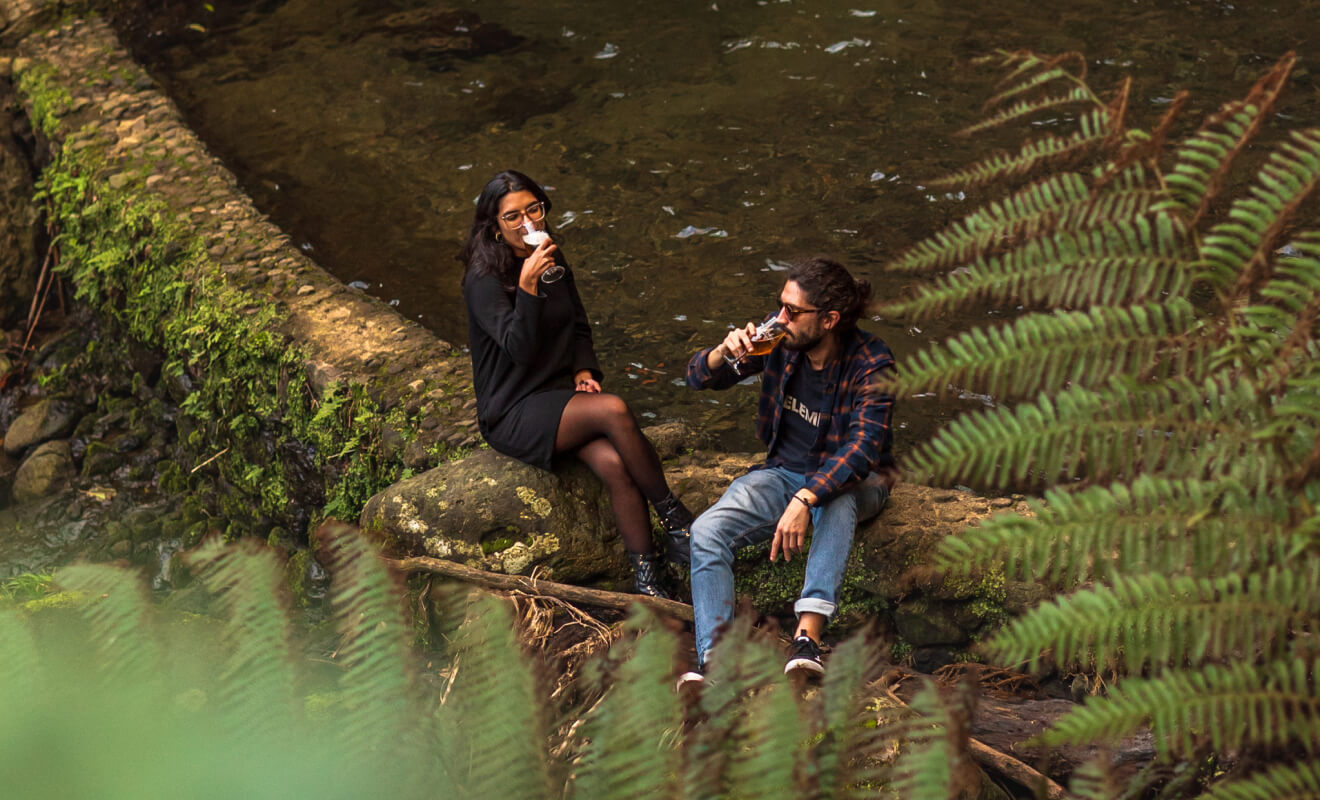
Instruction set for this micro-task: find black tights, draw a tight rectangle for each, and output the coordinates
[555,392,672,555]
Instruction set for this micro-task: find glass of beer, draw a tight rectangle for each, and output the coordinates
[724,318,786,374]
[521,220,563,283]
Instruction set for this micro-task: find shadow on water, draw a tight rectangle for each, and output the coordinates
[117,0,1319,455]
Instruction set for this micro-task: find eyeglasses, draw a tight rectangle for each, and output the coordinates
[781,303,822,321]
[499,201,547,225]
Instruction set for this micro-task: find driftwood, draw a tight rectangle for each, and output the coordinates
[385,555,695,622]
[882,669,1068,800]
[967,737,1066,800]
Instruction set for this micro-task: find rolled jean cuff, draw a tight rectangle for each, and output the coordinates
[795,597,836,619]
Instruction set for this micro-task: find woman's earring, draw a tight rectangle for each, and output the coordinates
[493,230,504,243]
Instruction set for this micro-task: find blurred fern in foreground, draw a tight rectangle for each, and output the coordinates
[0,526,956,799]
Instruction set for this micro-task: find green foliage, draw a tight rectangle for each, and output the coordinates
[882,49,1320,796]
[0,572,55,604]
[880,682,958,800]
[14,62,71,138]
[0,529,958,798]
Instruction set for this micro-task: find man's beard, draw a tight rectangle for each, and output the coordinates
[782,330,825,352]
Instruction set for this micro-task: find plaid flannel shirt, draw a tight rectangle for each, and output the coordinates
[686,325,896,503]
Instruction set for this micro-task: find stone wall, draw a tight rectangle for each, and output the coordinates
[1,6,480,540]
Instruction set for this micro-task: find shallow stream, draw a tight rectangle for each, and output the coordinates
[124,0,1318,453]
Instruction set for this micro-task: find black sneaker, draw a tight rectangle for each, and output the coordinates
[784,635,824,676]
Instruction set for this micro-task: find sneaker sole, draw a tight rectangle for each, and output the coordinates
[784,658,825,675]
[675,672,705,692]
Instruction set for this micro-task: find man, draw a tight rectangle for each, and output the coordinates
[681,256,896,683]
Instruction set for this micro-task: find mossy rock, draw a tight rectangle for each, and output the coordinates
[360,448,624,583]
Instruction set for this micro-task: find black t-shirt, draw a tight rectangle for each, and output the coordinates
[773,361,830,473]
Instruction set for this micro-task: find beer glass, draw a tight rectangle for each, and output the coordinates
[724,318,786,374]
[521,220,563,283]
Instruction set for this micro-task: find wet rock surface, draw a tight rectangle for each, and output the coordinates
[12,438,72,502]
[3,396,79,455]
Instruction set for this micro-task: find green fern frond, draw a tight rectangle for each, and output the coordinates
[1216,234,1320,383]
[1158,52,1295,223]
[939,478,1309,586]
[886,301,1201,400]
[685,618,794,798]
[575,610,682,800]
[986,562,1320,672]
[882,216,1192,318]
[724,684,804,798]
[931,109,1111,189]
[1198,759,1320,800]
[888,178,1170,277]
[437,594,552,798]
[906,376,1267,489]
[889,173,1092,273]
[1198,129,1320,298]
[1040,659,1320,757]
[886,681,957,800]
[1068,759,1121,800]
[186,539,297,728]
[56,564,159,683]
[961,86,1095,136]
[1159,110,1262,218]
[979,52,1090,113]
[318,524,414,760]
[814,633,885,794]
[1059,185,1168,229]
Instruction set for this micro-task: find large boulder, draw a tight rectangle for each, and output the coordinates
[361,447,628,584]
[4,397,80,456]
[12,439,74,504]
[360,421,714,585]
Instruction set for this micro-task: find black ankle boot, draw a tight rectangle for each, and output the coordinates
[653,493,694,566]
[628,551,671,599]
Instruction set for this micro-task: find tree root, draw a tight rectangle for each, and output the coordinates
[385,555,694,622]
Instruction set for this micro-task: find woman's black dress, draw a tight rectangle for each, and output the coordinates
[463,262,602,470]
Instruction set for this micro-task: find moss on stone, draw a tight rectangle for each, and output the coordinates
[481,537,514,555]
[20,589,92,615]
[733,541,886,625]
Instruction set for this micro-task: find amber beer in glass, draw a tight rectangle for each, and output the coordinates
[746,325,786,356]
[726,318,786,374]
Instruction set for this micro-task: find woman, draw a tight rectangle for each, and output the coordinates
[460,170,695,598]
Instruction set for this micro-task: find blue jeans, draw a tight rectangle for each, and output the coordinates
[689,466,889,667]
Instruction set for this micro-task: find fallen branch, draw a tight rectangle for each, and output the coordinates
[878,668,1067,800]
[385,555,694,622]
[967,738,1066,800]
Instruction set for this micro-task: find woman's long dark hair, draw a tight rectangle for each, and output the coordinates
[459,170,555,290]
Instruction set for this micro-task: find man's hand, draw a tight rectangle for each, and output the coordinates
[770,493,814,562]
[707,322,758,371]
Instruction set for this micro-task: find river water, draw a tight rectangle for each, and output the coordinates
[124,0,1318,454]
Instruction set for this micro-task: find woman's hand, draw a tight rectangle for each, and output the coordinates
[517,240,560,294]
[574,370,601,393]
